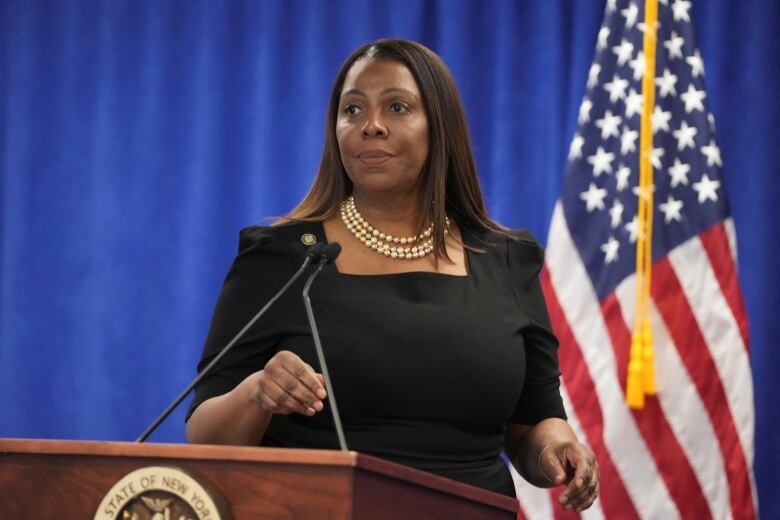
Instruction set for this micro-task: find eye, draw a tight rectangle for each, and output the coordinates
[342,103,361,116]
[389,101,410,113]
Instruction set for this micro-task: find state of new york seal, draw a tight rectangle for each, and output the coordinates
[94,466,227,520]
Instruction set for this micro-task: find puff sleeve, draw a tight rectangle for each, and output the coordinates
[506,230,567,425]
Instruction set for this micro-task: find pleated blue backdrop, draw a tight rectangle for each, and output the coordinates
[1,0,778,514]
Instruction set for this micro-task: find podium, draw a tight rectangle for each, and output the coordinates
[0,438,518,519]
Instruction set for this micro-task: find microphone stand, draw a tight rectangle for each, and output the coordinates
[302,248,348,451]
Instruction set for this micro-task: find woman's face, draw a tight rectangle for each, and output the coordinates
[336,58,429,198]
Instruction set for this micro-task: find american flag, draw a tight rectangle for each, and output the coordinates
[509,1,757,518]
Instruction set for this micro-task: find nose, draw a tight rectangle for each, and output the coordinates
[361,109,388,137]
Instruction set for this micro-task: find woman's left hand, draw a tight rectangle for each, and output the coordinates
[538,441,599,512]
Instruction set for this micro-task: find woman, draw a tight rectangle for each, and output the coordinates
[186,39,599,512]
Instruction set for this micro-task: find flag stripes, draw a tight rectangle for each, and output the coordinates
[601,292,713,519]
[541,268,641,520]
[546,204,679,518]
[614,275,733,519]
[656,255,755,519]
[697,223,750,350]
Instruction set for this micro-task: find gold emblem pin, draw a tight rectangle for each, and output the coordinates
[301,233,317,246]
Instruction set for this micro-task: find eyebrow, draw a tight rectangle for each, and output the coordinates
[341,87,418,98]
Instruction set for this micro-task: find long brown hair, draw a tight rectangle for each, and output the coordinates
[279,38,505,257]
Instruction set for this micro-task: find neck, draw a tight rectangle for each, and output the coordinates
[350,189,428,236]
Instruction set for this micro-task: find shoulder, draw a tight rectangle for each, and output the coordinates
[505,229,545,267]
[465,225,544,267]
[238,221,325,253]
[232,221,326,272]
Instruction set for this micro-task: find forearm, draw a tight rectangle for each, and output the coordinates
[186,373,272,445]
[508,418,578,487]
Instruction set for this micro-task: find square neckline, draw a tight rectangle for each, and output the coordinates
[318,221,473,278]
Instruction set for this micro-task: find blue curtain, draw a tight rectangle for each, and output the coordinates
[1,0,777,514]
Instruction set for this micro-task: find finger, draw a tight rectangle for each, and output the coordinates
[571,480,599,512]
[257,391,287,415]
[573,462,600,512]
[563,478,593,510]
[267,352,325,407]
[261,378,315,416]
[278,364,326,410]
[563,457,599,510]
[559,477,590,510]
[558,451,591,506]
[281,356,327,401]
[540,447,567,485]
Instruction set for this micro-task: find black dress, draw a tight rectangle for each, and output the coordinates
[187,221,566,497]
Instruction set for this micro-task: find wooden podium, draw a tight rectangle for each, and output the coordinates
[0,438,518,519]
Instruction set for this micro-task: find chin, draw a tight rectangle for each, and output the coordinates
[354,178,417,195]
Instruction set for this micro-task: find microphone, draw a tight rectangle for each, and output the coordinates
[301,242,348,451]
[319,243,342,264]
[135,242,326,442]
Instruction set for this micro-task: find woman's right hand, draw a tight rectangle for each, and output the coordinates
[251,350,327,416]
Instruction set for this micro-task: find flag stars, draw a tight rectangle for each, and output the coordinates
[616,165,632,191]
[609,199,625,228]
[672,120,698,151]
[596,110,622,140]
[579,98,593,124]
[659,195,684,223]
[633,183,656,202]
[649,147,665,169]
[652,106,672,133]
[598,26,611,51]
[625,216,640,243]
[621,2,639,29]
[604,75,629,103]
[613,39,635,66]
[664,31,685,59]
[625,89,643,118]
[601,236,620,264]
[693,174,721,203]
[637,20,660,35]
[668,158,691,187]
[701,140,722,167]
[621,126,639,155]
[672,0,692,22]
[687,49,705,78]
[588,63,602,89]
[680,84,706,113]
[656,69,678,98]
[629,51,646,82]
[569,134,585,160]
[580,183,609,212]
[587,146,616,176]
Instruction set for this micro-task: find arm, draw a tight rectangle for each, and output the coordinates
[187,351,326,445]
[186,371,272,445]
[187,228,327,445]
[505,418,599,512]
[503,232,599,510]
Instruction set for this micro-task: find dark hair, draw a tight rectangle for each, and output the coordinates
[279,38,505,257]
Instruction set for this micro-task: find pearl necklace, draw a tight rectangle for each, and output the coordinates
[339,196,449,260]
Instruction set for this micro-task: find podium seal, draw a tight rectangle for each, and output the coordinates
[94,466,227,520]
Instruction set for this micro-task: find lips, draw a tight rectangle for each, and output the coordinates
[356,149,394,166]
